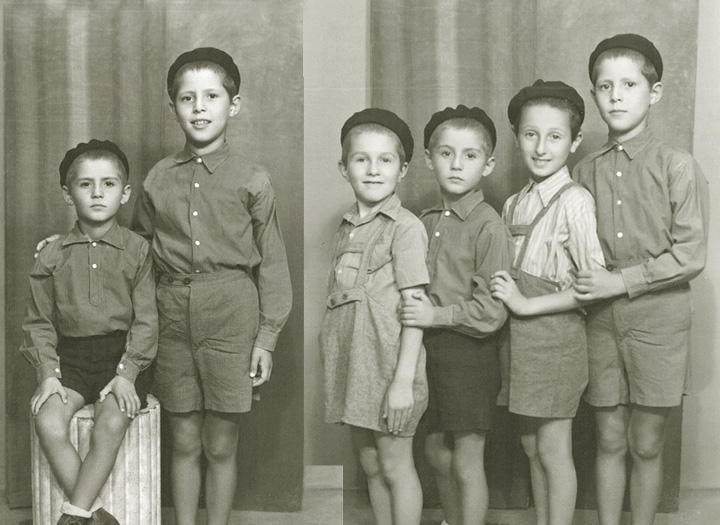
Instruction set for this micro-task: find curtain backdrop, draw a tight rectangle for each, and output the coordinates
[4,0,303,511]
[369,0,699,512]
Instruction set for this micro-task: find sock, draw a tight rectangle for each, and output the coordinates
[60,501,92,518]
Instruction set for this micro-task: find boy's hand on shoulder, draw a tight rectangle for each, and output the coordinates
[490,271,530,316]
[399,290,434,328]
[383,379,414,435]
[99,376,140,418]
[30,377,68,416]
[34,234,61,259]
[249,346,273,387]
[574,268,627,301]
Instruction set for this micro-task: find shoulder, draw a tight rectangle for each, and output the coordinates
[226,150,273,183]
[119,227,152,258]
[395,206,425,230]
[392,207,428,244]
[34,233,70,271]
[468,201,506,232]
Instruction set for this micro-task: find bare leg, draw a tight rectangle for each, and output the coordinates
[34,390,86,495]
[451,431,488,525]
[351,426,392,525]
[627,405,670,525]
[595,405,629,525]
[425,432,461,525]
[375,431,422,525]
[167,410,204,525]
[520,419,548,525]
[536,418,576,525]
[202,410,241,525]
[70,394,131,510]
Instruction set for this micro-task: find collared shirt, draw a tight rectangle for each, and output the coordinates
[503,166,605,290]
[132,142,292,351]
[20,222,158,383]
[573,128,709,298]
[331,193,429,300]
[420,189,513,338]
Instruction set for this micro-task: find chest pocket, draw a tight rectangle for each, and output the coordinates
[368,243,392,274]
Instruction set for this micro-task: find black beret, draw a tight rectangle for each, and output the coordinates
[167,47,241,95]
[588,33,662,81]
[424,105,497,151]
[341,108,415,162]
[59,139,129,187]
[507,79,585,126]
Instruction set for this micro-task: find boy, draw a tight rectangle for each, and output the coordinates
[21,140,158,525]
[573,34,709,524]
[400,105,513,525]
[132,47,292,525]
[490,80,605,525]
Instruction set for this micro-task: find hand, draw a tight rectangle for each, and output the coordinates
[249,346,273,387]
[30,377,68,416]
[383,379,414,435]
[399,290,434,328]
[490,270,530,316]
[34,234,61,258]
[99,376,140,418]
[574,268,627,301]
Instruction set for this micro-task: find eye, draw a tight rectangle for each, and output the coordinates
[597,83,610,91]
[380,157,393,163]
[551,134,561,140]
[524,131,536,139]
[104,180,117,187]
[626,81,636,88]
[208,93,219,99]
[439,150,451,157]
[466,152,477,160]
[79,181,91,187]
[181,95,193,102]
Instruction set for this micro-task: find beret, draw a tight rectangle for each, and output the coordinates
[59,139,129,187]
[424,105,497,151]
[588,33,662,81]
[507,79,585,126]
[341,108,415,162]
[167,47,241,95]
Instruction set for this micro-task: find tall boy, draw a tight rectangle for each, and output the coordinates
[401,105,513,525]
[132,48,292,525]
[22,140,158,525]
[573,34,709,525]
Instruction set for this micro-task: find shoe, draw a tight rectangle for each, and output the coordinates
[92,508,120,525]
[57,514,92,525]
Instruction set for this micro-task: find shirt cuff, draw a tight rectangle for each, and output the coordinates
[37,362,62,383]
[430,306,454,329]
[621,265,647,299]
[116,360,140,382]
[254,328,279,352]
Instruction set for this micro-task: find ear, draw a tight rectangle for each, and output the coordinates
[482,156,496,177]
[590,88,599,109]
[398,162,409,180]
[121,184,132,205]
[649,81,663,106]
[229,95,242,117]
[168,101,179,122]
[424,149,434,171]
[511,126,520,148]
[62,186,74,206]
[570,130,584,153]
[337,161,349,181]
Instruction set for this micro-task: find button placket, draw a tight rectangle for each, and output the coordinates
[88,243,101,306]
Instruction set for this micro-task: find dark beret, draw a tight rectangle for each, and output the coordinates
[341,108,415,162]
[507,79,585,126]
[424,105,497,151]
[59,139,129,187]
[167,47,241,95]
[588,33,662,81]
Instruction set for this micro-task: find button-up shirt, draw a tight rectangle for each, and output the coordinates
[20,222,158,383]
[503,166,605,290]
[132,142,292,351]
[420,189,513,338]
[573,128,709,298]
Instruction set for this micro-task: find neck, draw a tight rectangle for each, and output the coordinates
[186,138,226,157]
[610,118,648,144]
[357,194,392,219]
[76,218,116,241]
[441,189,472,209]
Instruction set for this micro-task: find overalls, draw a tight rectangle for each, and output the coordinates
[319,215,428,436]
[505,182,588,418]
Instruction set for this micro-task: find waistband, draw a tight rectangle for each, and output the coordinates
[157,268,251,286]
[604,259,645,272]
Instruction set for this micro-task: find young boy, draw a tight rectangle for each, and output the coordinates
[573,34,709,524]
[132,47,292,525]
[490,80,605,525]
[21,140,158,525]
[400,105,513,525]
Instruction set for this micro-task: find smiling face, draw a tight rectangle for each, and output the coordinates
[425,125,495,204]
[515,103,583,182]
[591,55,662,143]
[169,67,241,156]
[339,129,407,216]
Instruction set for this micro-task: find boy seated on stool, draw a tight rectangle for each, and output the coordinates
[20,140,158,525]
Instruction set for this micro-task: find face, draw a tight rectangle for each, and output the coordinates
[169,68,241,155]
[515,104,583,182]
[339,131,407,213]
[591,56,662,142]
[425,127,495,202]
[63,158,131,228]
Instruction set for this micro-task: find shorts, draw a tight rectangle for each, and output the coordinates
[423,329,500,433]
[584,283,693,408]
[153,270,258,413]
[57,331,151,408]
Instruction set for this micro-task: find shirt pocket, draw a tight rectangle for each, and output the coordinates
[368,243,392,275]
[334,249,362,290]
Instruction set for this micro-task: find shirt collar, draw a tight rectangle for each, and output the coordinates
[343,193,401,226]
[62,221,125,249]
[172,141,230,173]
[529,166,571,207]
[421,189,487,221]
[598,127,654,159]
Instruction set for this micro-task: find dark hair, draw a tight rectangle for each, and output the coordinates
[427,117,494,155]
[591,48,659,86]
[168,61,237,101]
[65,149,129,186]
[340,123,406,165]
[512,98,583,140]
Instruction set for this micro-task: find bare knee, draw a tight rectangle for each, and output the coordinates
[424,433,449,472]
[628,433,664,462]
[35,410,69,445]
[202,432,238,464]
[93,410,130,444]
[357,446,382,480]
[596,426,628,457]
[521,433,539,460]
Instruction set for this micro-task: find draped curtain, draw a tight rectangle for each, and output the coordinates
[4,0,303,510]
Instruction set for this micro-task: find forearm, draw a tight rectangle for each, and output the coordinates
[393,325,423,384]
[521,287,588,316]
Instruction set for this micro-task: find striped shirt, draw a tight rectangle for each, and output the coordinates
[503,166,605,290]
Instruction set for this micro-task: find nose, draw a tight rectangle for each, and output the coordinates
[193,97,206,113]
[611,85,622,103]
[368,159,380,175]
[92,183,103,198]
[535,137,547,155]
[451,154,462,170]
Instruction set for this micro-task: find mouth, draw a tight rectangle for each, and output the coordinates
[532,158,551,166]
[191,119,211,128]
[448,176,464,183]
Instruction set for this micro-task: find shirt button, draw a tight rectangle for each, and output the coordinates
[91,263,97,269]
[194,240,200,246]
[196,157,203,164]
[444,210,450,216]
[194,269,200,273]
[194,182,200,188]
[617,200,622,205]
[616,171,622,177]
[617,145,624,151]
[55,368,60,373]
[434,231,440,237]
[91,242,97,247]
[338,269,343,275]
[118,363,124,369]
[617,232,623,238]
[192,211,198,216]
[349,232,354,239]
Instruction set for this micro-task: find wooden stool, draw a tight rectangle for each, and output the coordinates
[31,395,161,525]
